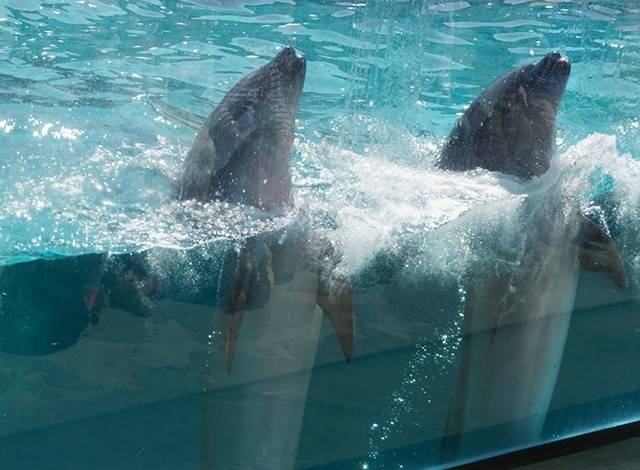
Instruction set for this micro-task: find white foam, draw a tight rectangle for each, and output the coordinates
[2,131,639,286]
[292,133,640,285]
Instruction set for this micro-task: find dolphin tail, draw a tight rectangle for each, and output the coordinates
[317,274,354,361]
[577,214,628,289]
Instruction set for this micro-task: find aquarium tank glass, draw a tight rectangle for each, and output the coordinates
[0,0,639,468]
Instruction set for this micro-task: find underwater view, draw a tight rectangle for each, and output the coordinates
[1,0,640,468]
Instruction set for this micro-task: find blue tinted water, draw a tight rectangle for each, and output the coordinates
[1,1,640,468]
[1,0,639,265]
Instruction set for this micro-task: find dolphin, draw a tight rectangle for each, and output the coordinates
[0,48,354,372]
[178,47,302,210]
[175,47,354,470]
[437,52,627,459]
[176,46,354,371]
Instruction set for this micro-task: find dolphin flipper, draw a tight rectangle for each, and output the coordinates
[317,273,355,362]
[222,231,354,370]
[314,238,355,362]
[577,214,627,289]
[144,96,206,131]
[104,252,157,317]
[222,238,274,372]
[225,245,251,373]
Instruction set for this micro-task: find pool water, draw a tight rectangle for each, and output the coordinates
[1,0,639,263]
[1,1,640,469]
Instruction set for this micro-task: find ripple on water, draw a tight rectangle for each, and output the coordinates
[230,37,286,57]
[126,4,165,19]
[37,0,127,25]
[332,10,355,18]
[428,2,471,13]
[275,23,385,51]
[493,31,543,42]
[196,13,294,24]
[0,60,62,81]
[444,19,551,28]
[423,27,473,46]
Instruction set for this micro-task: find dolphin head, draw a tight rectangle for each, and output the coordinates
[439,52,571,179]
[231,45,306,136]
[526,51,571,111]
[180,47,306,211]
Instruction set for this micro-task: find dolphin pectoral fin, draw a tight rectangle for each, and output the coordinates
[104,254,157,317]
[577,214,628,289]
[226,300,245,373]
[312,234,355,361]
[317,275,355,362]
[224,244,253,373]
[224,239,275,372]
[144,95,206,131]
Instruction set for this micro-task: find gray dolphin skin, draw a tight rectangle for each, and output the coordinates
[439,52,627,458]
[438,51,570,179]
[179,46,305,210]
[178,47,354,371]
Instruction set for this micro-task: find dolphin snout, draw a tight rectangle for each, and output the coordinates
[549,51,571,76]
[537,51,571,77]
[276,46,296,63]
[274,46,306,77]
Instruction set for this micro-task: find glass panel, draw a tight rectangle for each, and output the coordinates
[0,1,638,469]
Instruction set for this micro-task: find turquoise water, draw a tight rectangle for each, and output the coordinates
[1,0,639,264]
[1,1,640,469]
